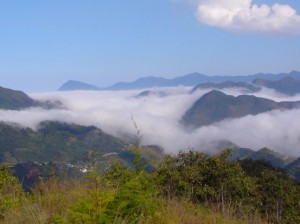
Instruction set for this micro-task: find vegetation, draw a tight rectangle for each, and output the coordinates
[1,148,300,223]
[0,121,126,164]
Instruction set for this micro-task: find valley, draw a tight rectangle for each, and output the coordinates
[1,72,300,180]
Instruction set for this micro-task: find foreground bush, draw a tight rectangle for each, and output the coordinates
[1,149,299,223]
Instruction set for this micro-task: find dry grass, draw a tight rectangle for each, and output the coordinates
[147,198,258,224]
[1,178,267,224]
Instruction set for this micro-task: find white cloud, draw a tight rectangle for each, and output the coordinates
[196,109,300,157]
[1,87,300,157]
[188,0,300,34]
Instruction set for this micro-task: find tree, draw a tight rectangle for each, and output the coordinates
[156,149,258,216]
[258,169,300,223]
[0,165,24,219]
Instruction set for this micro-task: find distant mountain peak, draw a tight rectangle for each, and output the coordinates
[59,80,99,91]
[253,76,300,95]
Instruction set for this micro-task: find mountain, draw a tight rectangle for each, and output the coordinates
[230,148,255,160]
[107,71,300,90]
[106,76,170,90]
[107,71,300,89]
[0,121,125,164]
[229,147,299,178]
[58,71,300,91]
[285,157,300,179]
[181,90,300,128]
[233,147,300,179]
[0,121,165,173]
[134,90,168,98]
[168,72,212,86]
[253,77,300,95]
[191,81,261,93]
[0,86,35,110]
[0,85,64,110]
[59,80,100,91]
[247,147,292,168]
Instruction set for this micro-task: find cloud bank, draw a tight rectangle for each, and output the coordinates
[185,0,300,34]
[1,87,300,157]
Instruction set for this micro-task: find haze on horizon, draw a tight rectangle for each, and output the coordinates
[0,0,300,92]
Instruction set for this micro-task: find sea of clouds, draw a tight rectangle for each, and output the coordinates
[0,86,300,156]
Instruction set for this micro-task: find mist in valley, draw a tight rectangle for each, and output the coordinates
[1,86,300,157]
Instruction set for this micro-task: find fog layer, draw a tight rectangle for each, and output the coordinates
[0,87,300,156]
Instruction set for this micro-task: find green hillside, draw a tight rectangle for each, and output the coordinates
[0,121,125,164]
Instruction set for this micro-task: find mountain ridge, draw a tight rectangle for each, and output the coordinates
[58,71,300,91]
[191,81,261,93]
[181,90,300,129]
[253,76,300,95]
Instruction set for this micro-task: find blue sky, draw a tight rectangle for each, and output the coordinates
[0,0,300,92]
